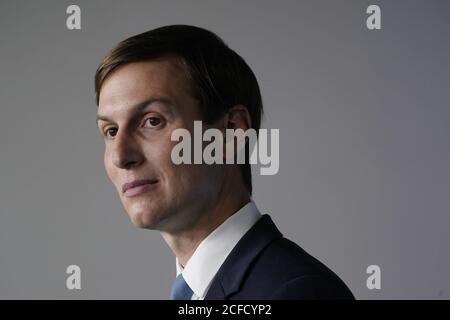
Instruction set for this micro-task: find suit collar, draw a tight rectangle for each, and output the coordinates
[205,214,283,299]
[174,201,261,299]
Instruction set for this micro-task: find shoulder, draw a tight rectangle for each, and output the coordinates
[235,237,355,300]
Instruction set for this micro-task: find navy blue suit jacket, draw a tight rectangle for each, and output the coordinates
[205,214,355,300]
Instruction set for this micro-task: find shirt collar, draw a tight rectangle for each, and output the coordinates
[175,201,262,299]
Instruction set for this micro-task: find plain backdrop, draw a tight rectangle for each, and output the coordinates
[1,0,449,299]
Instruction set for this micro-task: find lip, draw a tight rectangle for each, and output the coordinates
[122,179,158,197]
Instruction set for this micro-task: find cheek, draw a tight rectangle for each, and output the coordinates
[144,131,182,163]
[149,140,191,179]
[103,149,116,183]
[144,132,220,190]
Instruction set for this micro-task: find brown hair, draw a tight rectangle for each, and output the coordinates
[95,25,263,195]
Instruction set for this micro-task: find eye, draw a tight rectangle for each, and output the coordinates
[144,116,163,128]
[104,127,117,138]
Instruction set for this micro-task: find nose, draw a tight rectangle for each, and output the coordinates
[111,130,144,169]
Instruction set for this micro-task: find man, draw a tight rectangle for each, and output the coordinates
[94,25,354,300]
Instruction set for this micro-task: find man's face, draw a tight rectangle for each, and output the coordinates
[97,57,224,232]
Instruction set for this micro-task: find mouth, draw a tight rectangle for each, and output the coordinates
[122,179,159,197]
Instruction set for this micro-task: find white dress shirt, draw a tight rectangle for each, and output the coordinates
[175,201,262,300]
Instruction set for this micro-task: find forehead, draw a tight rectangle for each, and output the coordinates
[98,57,192,114]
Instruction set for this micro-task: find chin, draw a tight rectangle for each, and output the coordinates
[126,204,168,230]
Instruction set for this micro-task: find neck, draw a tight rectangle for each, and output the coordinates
[160,174,251,267]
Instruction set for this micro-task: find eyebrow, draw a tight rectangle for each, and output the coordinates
[96,97,174,124]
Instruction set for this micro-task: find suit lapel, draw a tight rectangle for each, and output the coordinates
[205,214,283,299]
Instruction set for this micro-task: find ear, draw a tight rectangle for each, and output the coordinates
[221,105,252,163]
[222,104,252,131]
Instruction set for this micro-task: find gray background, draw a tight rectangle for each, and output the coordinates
[1,0,449,299]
